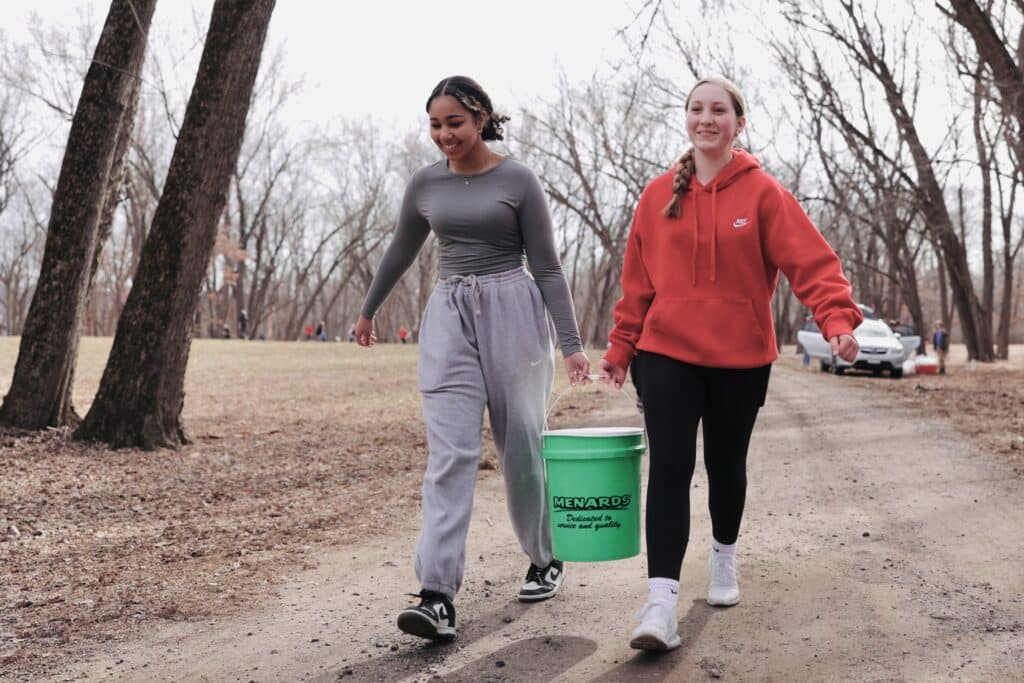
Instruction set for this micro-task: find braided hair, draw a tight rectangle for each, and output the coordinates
[426,76,510,141]
[663,76,747,218]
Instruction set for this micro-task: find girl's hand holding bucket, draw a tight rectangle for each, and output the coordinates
[564,351,592,386]
[597,358,626,389]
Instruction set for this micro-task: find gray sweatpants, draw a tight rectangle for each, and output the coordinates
[415,267,555,599]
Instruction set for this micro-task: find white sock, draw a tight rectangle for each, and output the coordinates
[712,539,737,557]
[648,577,680,607]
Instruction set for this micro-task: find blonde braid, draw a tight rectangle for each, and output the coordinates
[662,147,696,218]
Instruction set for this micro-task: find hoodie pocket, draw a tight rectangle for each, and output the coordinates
[645,297,767,357]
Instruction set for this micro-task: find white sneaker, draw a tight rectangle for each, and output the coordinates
[707,552,740,606]
[629,600,681,651]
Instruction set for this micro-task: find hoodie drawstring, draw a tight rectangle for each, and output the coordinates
[691,193,700,286]
[690,183,719,285]
[710,183,718,283]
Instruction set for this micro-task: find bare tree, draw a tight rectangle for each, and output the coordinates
[776,53,931,346]
[76,0,276,449]
[219,46,302,337]
[0,84,37,335]
[92,83,180,334]
[0,186,46,336]
[778,0,993,360]
[941,0,1024,169]
[941,0,1024,356]
[0,9,98,123]
[331,129,438,343]
[514,72,668,345]
[0,0,157,430]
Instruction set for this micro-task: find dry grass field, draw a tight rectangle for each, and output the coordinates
[1,338,1022,680]
[0,338,610,680]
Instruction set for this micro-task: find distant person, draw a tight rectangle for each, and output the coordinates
[398,326,410,344]
[598,76,861,652]
[303,322,314,341]
[315,320,327,342]
[801,315,813,369]
[354,75,589,642]
[932,320,949,374]
[238,309,249,339]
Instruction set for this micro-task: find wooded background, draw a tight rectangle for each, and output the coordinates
[0,0,1021,446]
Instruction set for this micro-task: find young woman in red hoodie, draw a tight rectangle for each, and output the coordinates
[599,76,862,651]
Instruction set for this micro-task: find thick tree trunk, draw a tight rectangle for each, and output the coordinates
[76,0,276,449]
[0,0,156,430]
[55,76,143,424]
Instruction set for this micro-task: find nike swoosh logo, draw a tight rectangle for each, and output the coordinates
[549,568,561,581]
[732,218,750,228]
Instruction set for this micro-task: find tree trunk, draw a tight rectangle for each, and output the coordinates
[997,256,1013,358]
[60,74,144,419]
[773,278,794,349]
[897,243,927,354]
[0,0,156,430]
[972,71,995,345]
[76,0,276,449]
[878,71,992,360]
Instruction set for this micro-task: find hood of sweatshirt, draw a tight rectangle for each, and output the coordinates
[686,148,761,284]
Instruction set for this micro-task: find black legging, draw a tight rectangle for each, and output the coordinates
[634,351,771,580]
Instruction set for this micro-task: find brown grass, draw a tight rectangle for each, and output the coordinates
[2,339,1019,679]
[0,338,612,680]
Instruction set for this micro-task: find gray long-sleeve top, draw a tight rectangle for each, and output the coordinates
[360,158,584,356]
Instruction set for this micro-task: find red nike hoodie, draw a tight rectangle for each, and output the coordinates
[604,149,862,371]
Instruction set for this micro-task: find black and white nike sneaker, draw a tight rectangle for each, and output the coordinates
[397,590,456,641]
[517,559,565,602]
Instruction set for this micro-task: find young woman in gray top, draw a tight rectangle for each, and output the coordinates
[354,76,590,641]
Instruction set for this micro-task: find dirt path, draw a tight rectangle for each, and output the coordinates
[48,361,1024,682]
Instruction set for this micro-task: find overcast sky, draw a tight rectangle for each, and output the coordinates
[4,1,962,160]
[5,1,648,133]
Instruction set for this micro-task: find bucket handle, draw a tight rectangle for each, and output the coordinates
[546,373,643,420]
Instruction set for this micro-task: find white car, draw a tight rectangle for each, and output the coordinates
[798,317,909,378]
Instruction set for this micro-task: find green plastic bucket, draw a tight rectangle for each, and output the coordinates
[541,427,646,562]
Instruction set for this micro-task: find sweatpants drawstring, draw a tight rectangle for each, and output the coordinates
[445,274,482,316]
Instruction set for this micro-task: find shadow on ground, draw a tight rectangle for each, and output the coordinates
[314,598,721,682]
[313,598,594,682]
[436,635,597,682]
